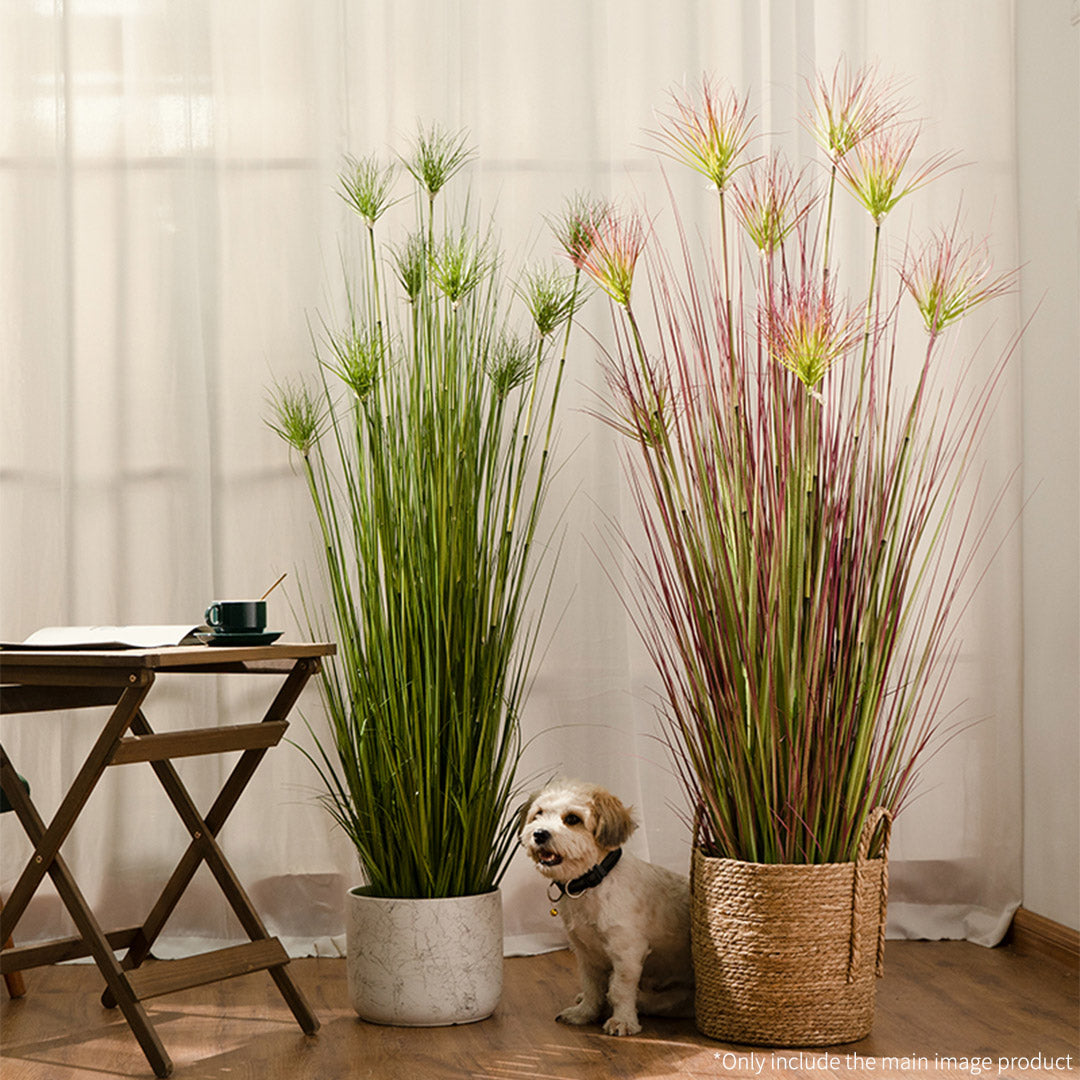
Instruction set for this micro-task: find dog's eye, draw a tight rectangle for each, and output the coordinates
[563,813,582,826]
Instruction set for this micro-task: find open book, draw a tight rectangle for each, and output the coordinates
[3,625,204,650]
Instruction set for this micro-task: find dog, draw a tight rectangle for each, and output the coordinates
[519,779,694,1036]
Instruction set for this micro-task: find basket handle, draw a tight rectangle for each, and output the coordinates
[847,806,893,984]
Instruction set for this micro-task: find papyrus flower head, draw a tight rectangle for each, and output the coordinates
[404,122,475,199]
[338,154,397,227]
[551,192,612,270]
[731,152,813,255]
[579,210,648,309]
[486,331,534,399]
[519,262,580,338]
[326,326,383,400]
[265,377,327,456]
[806,60,902,164]
[901,223,1018,334]
[837,124,956,225]
[391,231,426,303]
[652,75,754,193]
[766,278,861,393]
[431,227,491,306]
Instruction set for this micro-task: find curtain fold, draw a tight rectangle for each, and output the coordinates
[1,0,1022,955]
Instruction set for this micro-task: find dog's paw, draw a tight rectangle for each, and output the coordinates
[603,1015,642,1037]
[556,1003,601,1026]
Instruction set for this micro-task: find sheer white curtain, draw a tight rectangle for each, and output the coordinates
[1,0,1022,956]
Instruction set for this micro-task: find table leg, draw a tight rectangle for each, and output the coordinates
[54,850,174,1077]
[104,660,321,1035]
[0,681,152,944]
[0,739,173,1077]
[1,897,27,998]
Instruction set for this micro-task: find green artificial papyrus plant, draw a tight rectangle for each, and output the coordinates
[267,125,592,898]
[577,65,1018,865]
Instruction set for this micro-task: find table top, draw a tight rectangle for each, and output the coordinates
[0,642,335,673]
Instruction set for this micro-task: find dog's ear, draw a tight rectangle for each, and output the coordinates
[590,787,637,850]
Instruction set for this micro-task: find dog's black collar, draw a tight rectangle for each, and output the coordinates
[552,848,623,899]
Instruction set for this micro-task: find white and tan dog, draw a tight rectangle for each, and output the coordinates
[519,779,693,1036]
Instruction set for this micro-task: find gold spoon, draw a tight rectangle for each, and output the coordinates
[260,572,288,601]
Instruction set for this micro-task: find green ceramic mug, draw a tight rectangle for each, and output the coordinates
[205,599,267,635]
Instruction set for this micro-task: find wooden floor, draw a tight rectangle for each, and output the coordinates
[1,943,1076,1079]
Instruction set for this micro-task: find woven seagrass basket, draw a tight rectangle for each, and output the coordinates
[691,806,892,1047]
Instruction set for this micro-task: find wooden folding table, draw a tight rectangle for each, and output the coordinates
[0,642,334,1078]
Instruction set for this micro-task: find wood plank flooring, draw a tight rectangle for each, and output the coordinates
[1,943,1077,1079]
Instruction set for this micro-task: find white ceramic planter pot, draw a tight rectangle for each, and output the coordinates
[346,886,504,1026]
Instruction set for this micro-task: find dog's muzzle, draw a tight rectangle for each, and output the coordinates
[532,829,564,868]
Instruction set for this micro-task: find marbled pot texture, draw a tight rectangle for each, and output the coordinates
[346,887,504,1026]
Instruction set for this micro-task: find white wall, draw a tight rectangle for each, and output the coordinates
[1016,1,1080,931]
